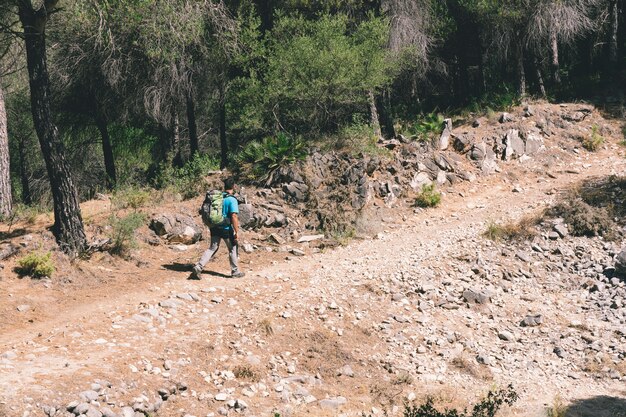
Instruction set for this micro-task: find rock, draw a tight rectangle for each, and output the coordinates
[520,314,543,327]
[453,134,472,153]
[462,289,491,304]
[524,133,544,155]
[120,407,135,417]
[238,204,255,228]
[80,390,100,402]
[290,248,305,256]
[242,243,254,253]
[297,234,324,243]
[319,397,347,410]
[499,112,513,123]
[553,224,569,238]
[16,304,30,312]
[498,330,515,342]
[86,407,103,417]
[337,365,354,377]
[267,233,286,245]
[0,243,18,261]
[524,106,534,117]
[438,118,453,150]
[73,403,90,415]
[101,408,118,417]
[283,182,309,202]
[215,393,228,401]
[149,213,202,244]
[410,172,432,191]
[502,129,524,160]
[615,248,626,276]
[472,119,481,128]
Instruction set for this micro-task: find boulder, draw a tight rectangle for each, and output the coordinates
[524,132,544,155]
[149,214,202,244]
[615,248,626,276]
[453,134,472,153]
[283,182,309,202]
[237,204,255,228]
[502,129,524,161]
[410,172,432,191]
[438,118,453,150]
[0,243,18,261]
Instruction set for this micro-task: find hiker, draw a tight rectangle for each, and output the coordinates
[192,177,245,279]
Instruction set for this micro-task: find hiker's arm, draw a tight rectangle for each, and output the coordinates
[231,213,240,241]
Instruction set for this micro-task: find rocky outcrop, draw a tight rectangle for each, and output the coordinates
[149,214,202,244]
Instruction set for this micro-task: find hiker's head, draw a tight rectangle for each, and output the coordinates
[223,177,235,191]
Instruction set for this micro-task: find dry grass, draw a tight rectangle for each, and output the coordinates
[483,215,540,242]
[302,329,352,378]
[546,395,569,417]
[451,354,493,380]
[233,364,260,382]
[259,318,274,336]
[392,372,414,386]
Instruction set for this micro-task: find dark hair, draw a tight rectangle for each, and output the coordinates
[223,177,235,190]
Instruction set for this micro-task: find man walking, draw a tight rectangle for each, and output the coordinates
[192,177,245,279]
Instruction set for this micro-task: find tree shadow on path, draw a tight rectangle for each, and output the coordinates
[565,395,626,417]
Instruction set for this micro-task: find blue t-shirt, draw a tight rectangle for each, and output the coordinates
[221,194,239,231]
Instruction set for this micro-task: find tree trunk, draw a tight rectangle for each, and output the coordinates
[550,29,560,85]
[95,112,117,190]
[0,84,12,217]
[18,135,32,206]
[171,111,183,168]
[609,0,619,65]
[19,3,86,255]
[515,40,526,96]
[534,56,546,97]
[377,90,396,139]
[186,89,198,158]
[219,87,228,169]
[368,90,382,140]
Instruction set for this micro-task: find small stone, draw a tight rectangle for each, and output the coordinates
[498,330,515,342]
[319,397,347,410]
[215,393,228,401]
[520,314,543,327]
[80,390,100,402]
[290,248,305,256]
[16,304,30,312]
[337,365,354,377]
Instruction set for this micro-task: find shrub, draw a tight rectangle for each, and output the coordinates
[16,251,55,278]
[402,384,518,417]
[336,121,390,157]
[415,184,441,208]
[467,85,520,115]
[236,132,308,181]
[483,216,538,242]
[581,124,604,151]
[546,395,568,417]
[552,198,614,239]
[402,112,445,142]
[111,186,151,211]
[108,213,146,257]
[153,154,220,199]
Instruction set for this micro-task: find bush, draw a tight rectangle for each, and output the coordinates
[111,186,152,211]
[16,251,55,278]
[236,132,308,181]
[552,198,614,239]
[483,216,538,242]
[402,112,445,142]
[154,154,220,199]
[581,124,604,151]
[467,85,520,115]
[402,384,518,417]
[335,121,391,157]
[415,184,441,208]
[108,212,146,257]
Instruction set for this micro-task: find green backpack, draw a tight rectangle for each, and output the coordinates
[199,190,228,227]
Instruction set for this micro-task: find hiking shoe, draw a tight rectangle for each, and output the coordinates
[231,271,245,278]
[190,265,203,280]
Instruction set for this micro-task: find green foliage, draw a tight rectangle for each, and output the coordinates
[403,384,518,417]
[16,251,55,278]
[467,86,521,115]
[154,154,220,199]
[402,112,445,142]
[110,125,158,186]
[336,120,390,157]
[236,133,308,181]
[263,13,391,134]
[111,187,152,211]
[581,124,604,151]
[415,184,442,208]
[108,212,146,257]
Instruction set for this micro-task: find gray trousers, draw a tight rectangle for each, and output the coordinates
[196,229,239,274]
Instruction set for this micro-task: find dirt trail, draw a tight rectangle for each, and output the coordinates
[1,140,626,417]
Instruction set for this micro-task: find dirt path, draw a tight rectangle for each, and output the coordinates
[1,141,626,417]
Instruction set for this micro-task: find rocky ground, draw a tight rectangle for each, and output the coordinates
[1,101,626,417]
